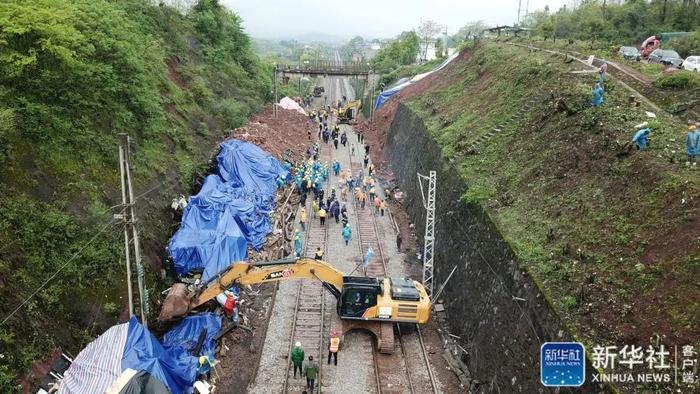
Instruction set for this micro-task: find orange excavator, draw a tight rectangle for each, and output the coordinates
[159,257,432,353]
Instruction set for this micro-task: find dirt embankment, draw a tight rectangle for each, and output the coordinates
[356,49,474,172]
[228,106,311,159]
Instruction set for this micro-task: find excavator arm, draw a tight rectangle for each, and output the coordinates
[191,257,345,309]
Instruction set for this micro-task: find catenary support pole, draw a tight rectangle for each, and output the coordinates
[273,65,278,118]
[369,73,375,122]
[118,139,134,318]
[122,134,148,327]
[417,171,437,296]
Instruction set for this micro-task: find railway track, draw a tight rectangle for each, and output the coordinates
[282,139,332,393]
[346,128,438,394]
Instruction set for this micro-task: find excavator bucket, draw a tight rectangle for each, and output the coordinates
[158,283,191,321]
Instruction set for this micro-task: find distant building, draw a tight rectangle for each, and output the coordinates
[352,52,363,62]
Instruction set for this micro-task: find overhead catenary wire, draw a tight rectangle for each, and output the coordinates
[0,212,123,326]
[0,142,175,326]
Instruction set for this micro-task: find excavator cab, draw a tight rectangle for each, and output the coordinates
[338,276,381,318]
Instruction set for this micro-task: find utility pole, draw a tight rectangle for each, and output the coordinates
[118,142,134,318]
[526,0,530,19]
[273,65,278,118]
[417,171,436,296]
[443,25,448,57]
[119,134,148,327]
[369,73,375,122]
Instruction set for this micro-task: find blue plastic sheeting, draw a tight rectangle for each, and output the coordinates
[168,176,254,281]
[162,313,222,360]
[218,140,290,197]
[373,82,410,110]
[374,52,460,111]
[168,140,289,283]
[122,317,197,394]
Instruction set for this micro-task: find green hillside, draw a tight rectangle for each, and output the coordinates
[405,43,699,350]
[0,0,276,388]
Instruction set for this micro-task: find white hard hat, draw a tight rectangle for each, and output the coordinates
[295,341,301,347]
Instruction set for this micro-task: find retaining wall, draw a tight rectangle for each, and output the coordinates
[386,103,603,393]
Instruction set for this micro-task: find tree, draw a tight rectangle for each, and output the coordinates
[525,0,700,45]
[340,35,364,60]
[453,20,490,42]
[417,20,442,62]
[370,31,419,74]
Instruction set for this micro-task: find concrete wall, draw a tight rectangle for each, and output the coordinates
[386,103,604,393]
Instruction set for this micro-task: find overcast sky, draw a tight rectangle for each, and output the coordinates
[223,0,568,40]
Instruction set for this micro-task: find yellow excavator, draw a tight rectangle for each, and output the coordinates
[159,257,432,353]
[337,99,361,124]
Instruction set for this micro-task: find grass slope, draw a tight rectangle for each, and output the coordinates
[406,43,699,351]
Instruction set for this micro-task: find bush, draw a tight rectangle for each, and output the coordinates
[561,295,578,310]
[462,183,496,204]
[213,98,249,128]
[652,72,700,89]
[673,30,700,58]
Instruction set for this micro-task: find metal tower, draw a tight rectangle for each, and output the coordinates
[417,171,436,296]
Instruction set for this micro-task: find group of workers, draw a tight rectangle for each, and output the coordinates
[293,155,329,209]
[592,61,700,164]
[289,98,389,392]
[626,120,700,164]
[291,330,340,392]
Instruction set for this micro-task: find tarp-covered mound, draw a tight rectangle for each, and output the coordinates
[168,175,255,281]
[60,315,221,394]
[168,139,289,283]
[218,139,290,197]
[278,96,307,115]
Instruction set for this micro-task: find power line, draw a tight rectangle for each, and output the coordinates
[0,212,122,326]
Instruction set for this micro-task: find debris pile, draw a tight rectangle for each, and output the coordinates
[229,105,311,159]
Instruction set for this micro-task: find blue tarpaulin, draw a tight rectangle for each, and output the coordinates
[168,139,289,283]
[121,317,198,394]
[66,140,292,393]
[162,313,222,360]
[373,82,410,110]
[218,139,291,196]
[374,52,460,111]
[61,310,222,393]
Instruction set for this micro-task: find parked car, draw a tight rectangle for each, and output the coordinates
[648,49,684,68]
[618,46,641,61]
[682,56,700,72]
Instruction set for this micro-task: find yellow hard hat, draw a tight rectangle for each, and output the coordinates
[199,356,207,365]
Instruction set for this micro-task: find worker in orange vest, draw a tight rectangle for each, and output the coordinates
[327,330,340,365]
